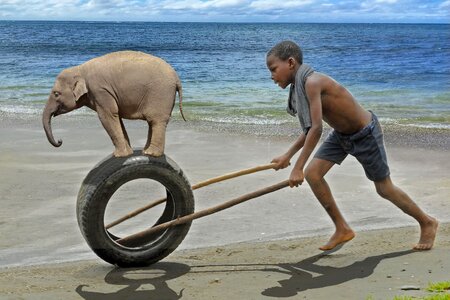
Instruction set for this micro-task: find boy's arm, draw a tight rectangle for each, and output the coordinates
[271,132,306,170]
[289,76,323,187]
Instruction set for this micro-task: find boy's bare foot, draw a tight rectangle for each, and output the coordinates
[413,217,438,251]
[319,230,355,251]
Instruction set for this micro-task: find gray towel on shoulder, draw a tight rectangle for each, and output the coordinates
[287,64,314,134]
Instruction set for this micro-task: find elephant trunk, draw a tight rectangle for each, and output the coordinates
[42,102,62,147]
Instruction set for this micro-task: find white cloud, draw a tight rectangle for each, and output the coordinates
[439,0,450,8]
[375,0,398,3]
[249,0,313,10]
[162,0,246,10]
[360,0,399,11]
[0,0,448,22]
[210,0,247,8]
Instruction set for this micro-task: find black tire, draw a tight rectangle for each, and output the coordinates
[76,150,194,267]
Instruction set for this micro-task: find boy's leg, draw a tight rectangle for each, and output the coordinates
[374,176,438,250]
[352,113,438,250]
[305,158,355,251]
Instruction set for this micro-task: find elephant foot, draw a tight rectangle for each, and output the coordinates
[143,145,164,157]
[113,147,133,157]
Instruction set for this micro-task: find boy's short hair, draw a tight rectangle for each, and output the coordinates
[267,41,303,65]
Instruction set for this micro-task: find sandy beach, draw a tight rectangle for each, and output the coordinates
[0,113,449,299]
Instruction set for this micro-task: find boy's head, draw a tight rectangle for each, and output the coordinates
[266,41,303,89]
[267,41,303,64]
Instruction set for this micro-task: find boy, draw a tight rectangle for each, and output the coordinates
[266,41,438,251]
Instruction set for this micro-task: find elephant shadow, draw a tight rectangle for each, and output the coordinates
[261,249,415,297]
[75,262,190,300]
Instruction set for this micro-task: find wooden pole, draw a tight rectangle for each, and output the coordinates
[105,163,277,229]
[116,179,289,245]
[105,197,166,229]
[191,163,277,189]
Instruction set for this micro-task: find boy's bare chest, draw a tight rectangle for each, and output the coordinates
[320,93,369,134]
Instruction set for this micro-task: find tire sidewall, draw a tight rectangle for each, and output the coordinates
[77,154,194,267]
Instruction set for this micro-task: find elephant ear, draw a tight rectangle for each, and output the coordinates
[73,77,88,102]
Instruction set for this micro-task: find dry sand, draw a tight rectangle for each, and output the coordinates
[0,113,449,299]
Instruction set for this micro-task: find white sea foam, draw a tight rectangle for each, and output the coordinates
[401,123,450,130]
[0,105,93,116]
[201,116,288,125]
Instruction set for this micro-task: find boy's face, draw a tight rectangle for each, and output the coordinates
[266,55,297,89]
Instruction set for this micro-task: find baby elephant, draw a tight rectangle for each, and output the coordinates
[42,51,185,157]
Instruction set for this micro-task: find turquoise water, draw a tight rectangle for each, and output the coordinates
[0,21,449,128]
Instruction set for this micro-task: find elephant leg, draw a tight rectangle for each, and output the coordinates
[143,120,167,157]
[97,109,133,157]
[144,125,152,150]
[120,118,130,145]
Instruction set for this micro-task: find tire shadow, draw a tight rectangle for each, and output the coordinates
[75,262,190,300]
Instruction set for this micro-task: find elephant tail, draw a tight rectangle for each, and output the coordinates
[176,79,187,121]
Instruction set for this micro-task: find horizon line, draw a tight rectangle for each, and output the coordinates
[1,19,449,25]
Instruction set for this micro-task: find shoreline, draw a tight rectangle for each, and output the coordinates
[178,119,450,150]
[2,112,450,150]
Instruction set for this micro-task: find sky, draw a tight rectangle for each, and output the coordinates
[0,0,449,23]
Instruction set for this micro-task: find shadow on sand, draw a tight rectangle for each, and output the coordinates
[260,249,414,297]
[75,262,190,300]
[75,249,414,299]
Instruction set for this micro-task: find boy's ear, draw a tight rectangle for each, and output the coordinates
[288,57,297,69]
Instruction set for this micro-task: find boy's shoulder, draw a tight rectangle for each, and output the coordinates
[304,72,341,92]
[305,72,323,83]
[304,72,326,91]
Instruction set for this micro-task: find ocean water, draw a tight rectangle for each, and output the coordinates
[0,21,449,128]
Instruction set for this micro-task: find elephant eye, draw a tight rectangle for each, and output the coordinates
[53,91,61,97]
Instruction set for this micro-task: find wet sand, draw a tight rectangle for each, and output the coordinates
[0,113,449,299]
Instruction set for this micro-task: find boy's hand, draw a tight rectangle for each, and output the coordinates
[271,154,291,170]
[289,168,304,188]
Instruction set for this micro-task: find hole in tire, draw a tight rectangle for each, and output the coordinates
[104,178,174,248]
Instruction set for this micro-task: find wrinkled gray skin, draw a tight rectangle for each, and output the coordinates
[43,51,185,157]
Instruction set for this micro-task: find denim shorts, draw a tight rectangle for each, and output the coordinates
[314,112,390,181]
